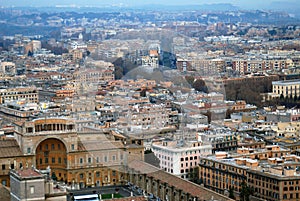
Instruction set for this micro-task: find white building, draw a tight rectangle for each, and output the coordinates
[151,140,212,180]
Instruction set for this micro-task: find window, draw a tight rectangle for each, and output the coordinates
[2,164,5,170]
[80,158,83,164]
[45,158,48,164]
[52,157,55,163]
[88,157,92,163]
[40,158,42,164]
[27,147,31,154]
[71,144,75,150]
[112,155,116,161]
[80,173,84,179]
[45,144,48,150]
[30,186,35,194]
[10,164,14,169]
[58,157,61,164]
[96,172,100,177]
[104,156,108,162]
[51,144,55,150]
[58,143,61,150]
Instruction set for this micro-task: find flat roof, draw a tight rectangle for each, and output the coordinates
[12,169,44,180]
[272,79,300,85]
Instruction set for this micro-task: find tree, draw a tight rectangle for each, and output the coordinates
[51,172,57,181]
[140,89,147,97]
[185,75,195,86]
[225,108,234,119]
[229,186,235,200]
[192,79,208,93]
[240,181,253,201]
[202,110,212,124]
[280,94,284,99]
[27,50,33,57]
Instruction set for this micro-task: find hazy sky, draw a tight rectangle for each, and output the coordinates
[1,0,299,9]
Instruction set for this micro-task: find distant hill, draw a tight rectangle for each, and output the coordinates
[134,3,239,11]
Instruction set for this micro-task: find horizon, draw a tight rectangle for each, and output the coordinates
[1,0,300,10]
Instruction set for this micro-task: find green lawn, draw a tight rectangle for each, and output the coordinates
[101,193,123,199]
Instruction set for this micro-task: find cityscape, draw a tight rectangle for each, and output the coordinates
[0,1,300,201]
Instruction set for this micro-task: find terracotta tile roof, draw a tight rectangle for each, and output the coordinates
[0,139,23,158]
[128,160,233,201]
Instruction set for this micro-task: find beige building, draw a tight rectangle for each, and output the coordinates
[198,145,300,201]
[0,87,38,104]
[0,62,16,75]
[232,59,288,74]
[0,118,144,189]
[272,79,300,98]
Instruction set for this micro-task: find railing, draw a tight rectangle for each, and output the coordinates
[29,129,77,135]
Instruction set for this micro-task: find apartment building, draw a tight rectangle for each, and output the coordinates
[176,57,225,74]
[0,87,38,104]
[152,140,212,180]
[198,145,300,201]
[232,59,288,74]
[272,79,300,98]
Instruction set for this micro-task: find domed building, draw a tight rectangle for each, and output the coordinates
[0,117,144,188]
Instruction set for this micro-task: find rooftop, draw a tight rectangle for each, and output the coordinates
[128,160,232,201]
[12,168,44,179]
[0,139,23,158]
[272,79,300,85]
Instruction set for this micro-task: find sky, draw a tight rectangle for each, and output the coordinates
[0,0,299,10]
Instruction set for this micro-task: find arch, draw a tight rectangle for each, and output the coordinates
[33,136,70,154]
[35,138,68,182]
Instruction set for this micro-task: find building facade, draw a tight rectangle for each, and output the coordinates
[10,169,45,201]
[127,160,233,201]
[272,79,300,98]
[152,140,212,180]
[0,87,38,104]
[0,118,144,189]
[198,145,300,201]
